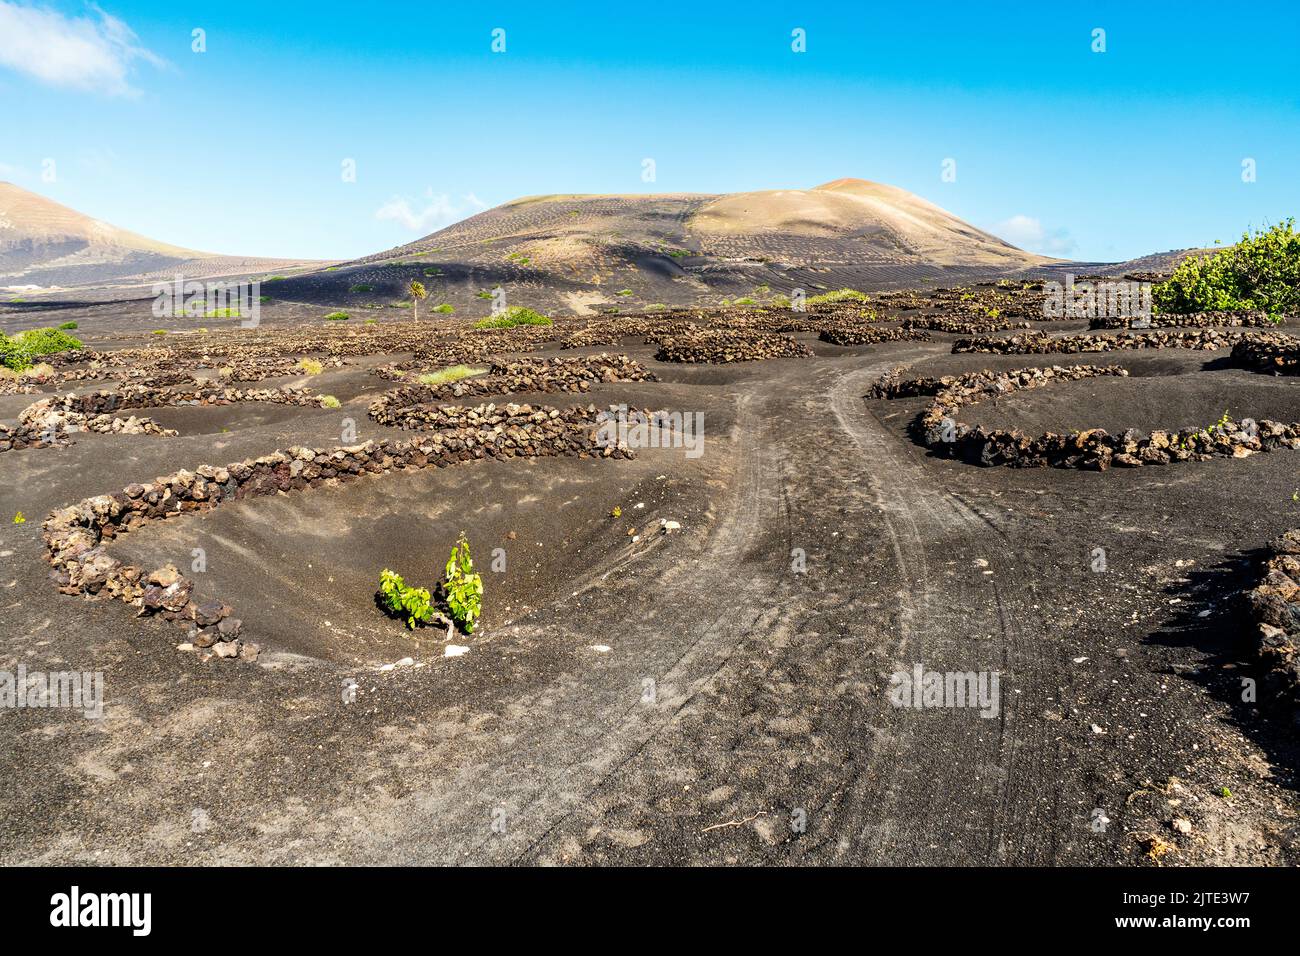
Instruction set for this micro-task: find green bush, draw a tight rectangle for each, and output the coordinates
[1153,220,1300,317]
[378,569,435,629]
[0,327,83,370]
[807,288,869,306]
[443,533,483,633]
[58,321,78,330]
[324,311,350,321]
[418,365,486,386]
[473,306,552,330]
[432,303,454,314]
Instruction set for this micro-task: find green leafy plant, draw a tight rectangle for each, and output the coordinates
[58,321,78,330]
[12,511,26,524]
[1153,220,1300,317]
[324,311,350,321]
[807,288,869,306]
[473,306,552,330]
[432,303,454,314]
[298,358,324,375]
[0,327,83,370]
[442,533,483,633]
[349,283,374,293]
[418,365,486,386]
[377,569,434,629]
[319,395,341,408]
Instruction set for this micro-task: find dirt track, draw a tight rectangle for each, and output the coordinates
[1,327,1298,865]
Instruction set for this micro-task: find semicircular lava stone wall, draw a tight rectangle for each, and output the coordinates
[40,401,639,661]
[952,328,1296,355]
[1089,311,1288,330]
[871,363,1300,471]
[1,384,333,454]
[1230,340,1300,375]
[818,326,932,346]
[655,330,813,363]
[1245,530,1300,716]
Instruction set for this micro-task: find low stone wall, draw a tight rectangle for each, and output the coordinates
[655,330,813,363]
[373,353,654,395]
[1244,531,1300,715]
[41,406,637,661]
[1,384,333,454]
[818,325,932,346]
[902,316,1032,334]
[953,328,1296,355]
[560,319,701,349]
[1089,311,1287,330]
[886,362,1300,470]
[1229,340,1300,375]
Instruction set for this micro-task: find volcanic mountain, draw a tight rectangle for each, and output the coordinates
[0,182,320,290]
[276,178,1057,314]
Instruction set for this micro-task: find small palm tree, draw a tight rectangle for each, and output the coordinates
[409,280,427,320]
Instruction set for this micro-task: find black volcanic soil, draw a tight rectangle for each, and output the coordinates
[0,299,1296,867]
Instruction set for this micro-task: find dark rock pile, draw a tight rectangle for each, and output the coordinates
[953,329,1295,355]
[1244,530,1300,715]
[654,330,813,364]
[1089,311,1286,330]
[1229,340,1300,375]
[818,325,932,346]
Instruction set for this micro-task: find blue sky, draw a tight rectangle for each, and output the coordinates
[1,0,1297,262]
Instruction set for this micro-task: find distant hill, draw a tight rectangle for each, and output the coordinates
[0,182,325,290]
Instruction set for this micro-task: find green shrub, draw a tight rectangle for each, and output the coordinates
[616,289,634,296]
[298,358,324,375]
[771,294,791,308]
[324,311,350,321]
[418,365,486,386]
[0,327,84,370]
[443,533,483,633]
[319,395,341,408]
[476,290,494,300]
[432,303,454,314]
[58,321,78,330]
[378,569,435,629]
[733,296,757,305]
[807,288,869,306]
[473,306,552,330]
[1153,220,1300,317]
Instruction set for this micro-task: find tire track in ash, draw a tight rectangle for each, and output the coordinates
[400,388,796,864]
[828,361,1063,864]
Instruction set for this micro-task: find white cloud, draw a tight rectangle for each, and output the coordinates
[0,2,164,97]
[374,189,486,233]
[992,214,1077,257]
